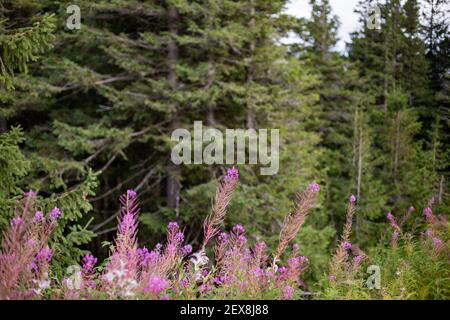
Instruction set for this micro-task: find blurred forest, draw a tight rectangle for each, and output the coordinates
[0,0,449,283]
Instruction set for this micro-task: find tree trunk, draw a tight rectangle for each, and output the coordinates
[355,113,364,240]
[393,111,401,184]
[166,125,181,214]
[383,47,389,112]
[0,117,7,133]
[438,175,444,204]
[166,6,181,214]
[245,0,256,130]
[357,113,363,203]
[205,63,216,126]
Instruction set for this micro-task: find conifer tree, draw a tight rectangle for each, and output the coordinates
[294,0,362,238]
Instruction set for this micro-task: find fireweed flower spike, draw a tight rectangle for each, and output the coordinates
[0,191,59,299]
[82,254,98,274]
[386,212,402,247]
[342,241,352,250]
[202,167,239,249]
[225,166,239,181]
[32,211,45,223]
[102,190,140,296]
[24,190,37,198]
[127,189,137,199]
[423,207,433,221]
[144,276,168,297]
[273,182,320,267]
[10,217,24,227]
[49,207,61,221]
[328,193,359,282]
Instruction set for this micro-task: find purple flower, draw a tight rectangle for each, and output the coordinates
[423,207,433,219]
[342,241,352,250]
[145,277,169,296]
[236,235,247,244]
[282,285,294,300]
[387,212,395,223]
[180,277,190,287]
[308,182,320,193]
[165,244,177,255]
[137,247,150,262]
[292,243,300,251]
[218,232,229,243]
[167,221,179,232]
[392,230,400,240]
[288,257,300,268]
[198,283,211,294]
[353,255,364,267]
[181,244,192,255]
[127,189,137,199]
[26,262,38,273]
[26,239,36,248]
[225,167,239,181]
[329,275,337,282]
[174,232,185,243]
[201,269,209,278]
[299,256,309,265]
[33,211,45,223]
[232,224,245,235]
[49,207,61,221]
[432,237,444,249]
[36,247,53,262]
[82,254,97,273]
[119,213,134,232]
[278,266,288,274]
[24,190,37,198]
[213,277,223,285]
[425,229,434,238]
[252,268,265,277]
[349,195,357,203]
[148,251,159,263]
[10,217,24,227]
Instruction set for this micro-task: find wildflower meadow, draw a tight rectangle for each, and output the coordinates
[0,167,448,300]
[0,0,449,302]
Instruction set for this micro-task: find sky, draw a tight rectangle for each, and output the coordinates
[284,0,361,52]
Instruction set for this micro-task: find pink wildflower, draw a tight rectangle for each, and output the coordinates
[232,224,245,235]
[199,283,212,294]
[49,207,61,221]
[36,248,53,262]
[33,211,45,223]
[181,245,192,255]
[282,285,294,300]
[202,168,239,249]
[308,182,320,193]
[145,277,169,296]
[10,217,24,227]
[127,189,137,199]
[392,230,400,240]
[225,166,239,181]
[353,255,364,267]
[432,237,444,250]
[342,241,352,250]
[82,254,97,273]
[167,221,179,233]
[423,207,433,219]
[273,182,319,266]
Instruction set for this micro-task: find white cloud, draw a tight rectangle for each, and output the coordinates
[284,0,361,52]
